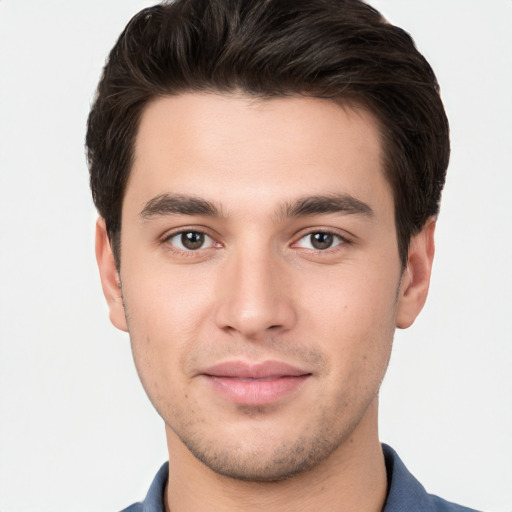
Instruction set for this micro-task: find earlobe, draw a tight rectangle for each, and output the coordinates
[95,218,128,332]
[396,218,436,329]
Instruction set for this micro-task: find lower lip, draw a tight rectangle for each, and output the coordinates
[204,375,310,406]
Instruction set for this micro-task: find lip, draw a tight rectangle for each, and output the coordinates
[201,360,311,406]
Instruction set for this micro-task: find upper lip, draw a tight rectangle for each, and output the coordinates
[202,360,310,379]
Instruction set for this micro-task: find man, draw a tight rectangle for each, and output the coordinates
[86,0,480,511]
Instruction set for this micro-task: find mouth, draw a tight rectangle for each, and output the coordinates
[201,360,312,407]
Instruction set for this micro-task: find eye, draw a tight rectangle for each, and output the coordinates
[295,232,345,250]
[167,231,216,251]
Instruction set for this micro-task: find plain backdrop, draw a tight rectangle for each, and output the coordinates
[0,1,511,511]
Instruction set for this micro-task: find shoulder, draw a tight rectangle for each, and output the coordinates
[382,444,483,512]
[428,494,482,512]
[119,504,143,512]
[118,462,168,512]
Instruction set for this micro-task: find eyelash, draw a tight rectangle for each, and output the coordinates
[162,228,220,255]
[292,230,349,252]
[161,228,351,255]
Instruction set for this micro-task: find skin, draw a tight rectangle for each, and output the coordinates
[96,93,435,512]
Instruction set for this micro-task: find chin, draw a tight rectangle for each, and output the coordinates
[178,424,347,482]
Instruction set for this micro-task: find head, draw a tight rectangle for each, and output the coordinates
[87,0,449,270]
[88,0,448,485]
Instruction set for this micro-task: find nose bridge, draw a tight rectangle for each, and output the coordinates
[215,238,295,338]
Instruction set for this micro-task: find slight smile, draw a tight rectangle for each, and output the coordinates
[202,361,312,407]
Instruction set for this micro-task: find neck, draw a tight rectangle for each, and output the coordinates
[165,399,386,512]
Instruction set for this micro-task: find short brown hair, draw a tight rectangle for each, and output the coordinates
[86,0,449,267]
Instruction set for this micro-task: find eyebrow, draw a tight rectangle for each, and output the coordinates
[279,194,374,219]
[140,193,222,219]
[139,192,373,221]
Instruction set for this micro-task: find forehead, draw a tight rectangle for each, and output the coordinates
[126,92,390,218]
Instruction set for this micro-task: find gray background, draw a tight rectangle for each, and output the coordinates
[1,1,511,511]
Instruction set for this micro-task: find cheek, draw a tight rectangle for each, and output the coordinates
[120,263,217,387]
[299,268,398,374]
[122,257,215,331]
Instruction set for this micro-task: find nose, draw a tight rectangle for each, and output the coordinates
[214,246,297,339]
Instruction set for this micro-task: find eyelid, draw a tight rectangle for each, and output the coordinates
[161,226,222,252]
[159,225,353,254]
[291,227,353,251]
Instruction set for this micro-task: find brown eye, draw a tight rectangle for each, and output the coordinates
[181,232,205,249]
[167,231,214,251]
[295,232,345,251]
[310,232,334,250]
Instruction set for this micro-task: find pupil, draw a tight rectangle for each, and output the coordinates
[182,232,204,250]
[311,232,333,250]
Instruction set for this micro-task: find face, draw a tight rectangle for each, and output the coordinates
[97,93,434,481]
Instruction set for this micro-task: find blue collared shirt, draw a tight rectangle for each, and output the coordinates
[121,444,482,512]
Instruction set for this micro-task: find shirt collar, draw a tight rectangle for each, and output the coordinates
[140,444,448,512]
[381,443,432,512]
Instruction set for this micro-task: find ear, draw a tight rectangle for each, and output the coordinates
[95,218,128,332]
[396,218,436,329]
